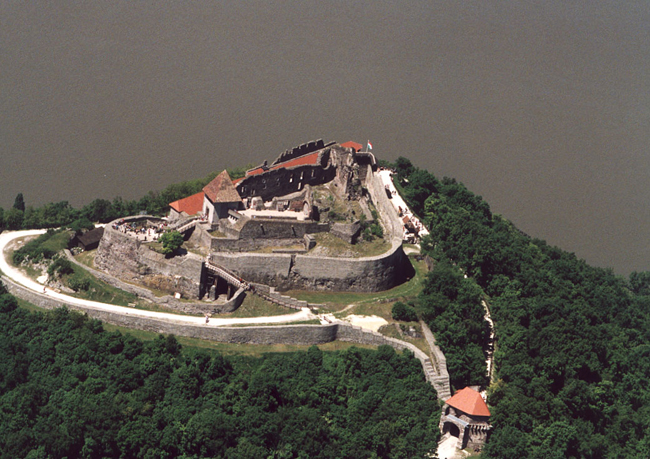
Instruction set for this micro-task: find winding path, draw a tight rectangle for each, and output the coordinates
[0,229,316,326]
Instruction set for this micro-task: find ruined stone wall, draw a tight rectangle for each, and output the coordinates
[94,217,146,275]
[291,242,408,291]
[237,219,328,240]
[65,249,222,314]
[210,236,302,252]
[237,151,335,202]
[209,252,293,286]
[201,217,328,253]
[271,139,326,166]
[95,217,203,299]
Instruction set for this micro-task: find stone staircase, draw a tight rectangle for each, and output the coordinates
[168,216,201,233]
[204,261,245,289]
[205,259,322,311]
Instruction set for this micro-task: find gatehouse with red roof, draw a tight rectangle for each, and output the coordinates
[439,386,491,451]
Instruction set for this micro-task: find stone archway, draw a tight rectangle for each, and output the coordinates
[442,422,460,438]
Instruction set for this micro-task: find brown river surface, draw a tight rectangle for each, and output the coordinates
[1,1,649,275]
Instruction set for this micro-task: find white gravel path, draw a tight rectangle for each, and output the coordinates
[0,229,316,327]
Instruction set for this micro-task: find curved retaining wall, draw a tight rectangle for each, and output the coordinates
[209,238,408,292]
[2,276,447,399]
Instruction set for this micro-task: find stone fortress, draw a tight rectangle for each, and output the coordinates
[1,139,490,455]
[94,140,413,309]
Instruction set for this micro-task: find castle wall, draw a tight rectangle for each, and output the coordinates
[237,219,328,240]
[209,252,293,286]
[271,139,326,166]
[3,276,443,399]
[199,216,328,253]
[209,237,408,292]
[237,150,335,201]
[291,242,407,291]
[95,216,204,299]
[65,249,240,315]
[210,236,303,252]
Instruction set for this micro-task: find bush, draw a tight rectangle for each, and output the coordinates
[392,301,418,322]
[68,217,95,235]
[12,234,57,265]
[159,231,184,255]
[47,258,74,277]
[68,274,90,292]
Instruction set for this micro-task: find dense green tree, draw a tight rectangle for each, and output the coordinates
[0,303,440,459]
[383,156,650,457]
[159,231,184,256]
[67,217,95,235]
[391,301,418,322]
[5,208,24,230]
[13,193,25,212]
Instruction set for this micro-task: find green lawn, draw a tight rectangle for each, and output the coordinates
[311,232,391,258]
[40,230,73,253]
[225,293,294,318]
[74,249,96,268]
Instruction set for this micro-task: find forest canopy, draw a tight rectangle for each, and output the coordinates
[386,157,650,458]
[0,294,440,459]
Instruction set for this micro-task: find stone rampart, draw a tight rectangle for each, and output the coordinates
[420,320,452,400]
[209,252,293,286]
[292,241,407,291]
[3,275,445,399]
[237,219,327,240]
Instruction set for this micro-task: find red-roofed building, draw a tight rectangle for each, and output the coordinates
[439,387,491,451]
[341,141,364,152]
[202,170,243,224]
[169,191,205,220]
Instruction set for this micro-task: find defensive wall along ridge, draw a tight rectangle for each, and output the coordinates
[2,275,450,400]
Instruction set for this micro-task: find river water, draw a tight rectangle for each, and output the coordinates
[1,1,649,275]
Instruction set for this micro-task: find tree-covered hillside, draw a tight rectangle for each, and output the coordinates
[0,283,440,459]
[389,157,650,458]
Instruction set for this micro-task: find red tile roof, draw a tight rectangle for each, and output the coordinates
[446,387,491,417]
[341,141,363,152]
[246,167,266,176]
[203,170,242,203]
[242,152,322,180]
[169,191,205,216]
